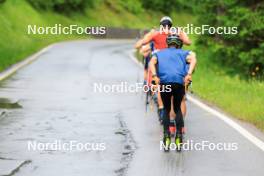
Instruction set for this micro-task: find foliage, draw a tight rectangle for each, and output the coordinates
[193,0,264,77]
[26,0,99,13]
[118,0,143,14]
[141,0,191,14]
[142,0,264,77]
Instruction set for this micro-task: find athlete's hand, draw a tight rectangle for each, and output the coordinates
[152,76,160,85]
[184,74,192,86]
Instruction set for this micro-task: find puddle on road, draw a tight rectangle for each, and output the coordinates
[0,98,22,109]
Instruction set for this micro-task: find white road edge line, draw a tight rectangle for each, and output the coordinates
[0,44,53,81]
[129,50,143,69]
[129,49,264,152]
[187,95,264,152]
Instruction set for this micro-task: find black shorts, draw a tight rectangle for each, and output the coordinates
[160,83,185,133]
[144,55,151,70]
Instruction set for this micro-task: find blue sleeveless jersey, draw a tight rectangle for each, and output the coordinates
[155,48,190,85]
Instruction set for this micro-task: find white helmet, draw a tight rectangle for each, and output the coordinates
[160,16,173,27]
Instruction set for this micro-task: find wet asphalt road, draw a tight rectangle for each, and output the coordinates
[0,40,263,176]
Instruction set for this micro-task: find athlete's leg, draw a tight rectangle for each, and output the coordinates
[158,92,163,109]
[157,91,164,109]
[168,97,176,134]
[169,97,186,134]
[157,90,165,123]
[169,97,176,119]
[143,69,147,83]
[170,97,186,118]
[181,97,187,117]
[143,56,149,83]
[160,85,172,135]
[172,84,185,134]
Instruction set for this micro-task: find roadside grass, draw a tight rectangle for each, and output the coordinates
[0,0,159,72]
[192,48,264,130]
[0,0,85,72]
[83,1,162,28]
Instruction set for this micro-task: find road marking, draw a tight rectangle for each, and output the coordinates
[130,50,264,152]
[0,45,53,81]
[129,50,143,68]
[187,95,264,152]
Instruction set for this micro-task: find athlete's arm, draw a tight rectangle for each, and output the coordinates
[142,30,155,45]
[186,51,197,74]
[135,39,143,49]
[184,51,197,84]
[149,56,157,75]
[178,28,191,45]
[140,44,151,57]
[149,56,160,84]
[135,29,154,48]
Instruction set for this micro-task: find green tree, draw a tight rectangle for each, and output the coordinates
[194,0,264,76]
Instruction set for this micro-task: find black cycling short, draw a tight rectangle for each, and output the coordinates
[160,83,185,135]
[144,55,151,70]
